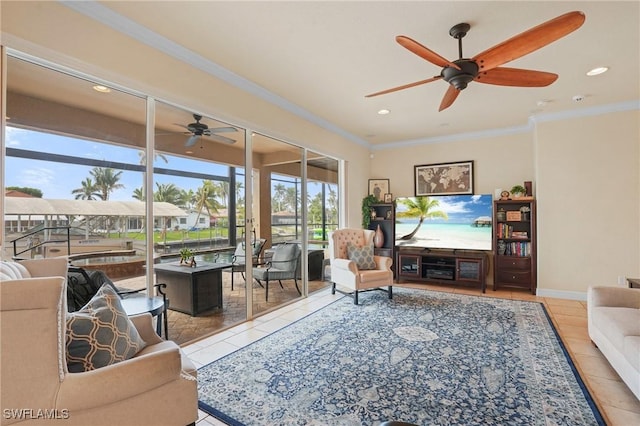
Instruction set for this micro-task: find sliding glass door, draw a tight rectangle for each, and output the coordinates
[2,50,341,344]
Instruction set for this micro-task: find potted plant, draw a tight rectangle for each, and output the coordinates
[510,185,527,198]
[361,194,377,229]
[179,248,196,267]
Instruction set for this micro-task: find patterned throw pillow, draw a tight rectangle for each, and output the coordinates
[66,284,146,373]
[347,244,377,270]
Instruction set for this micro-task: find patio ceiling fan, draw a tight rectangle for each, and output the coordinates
[175,114,237,147]
[366,11,585,111]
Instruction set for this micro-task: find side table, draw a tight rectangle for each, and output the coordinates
[121,293,168,339]
[626,278,640,289]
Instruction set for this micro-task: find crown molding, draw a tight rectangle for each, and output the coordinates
[59,1,370,149]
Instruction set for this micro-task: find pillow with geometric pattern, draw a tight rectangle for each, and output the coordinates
[66,284,146,373]
[347,243,377,270]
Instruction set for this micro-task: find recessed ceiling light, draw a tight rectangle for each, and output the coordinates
[586,67,608,76]
[377,109,390,115]
[92,85,111,93]
[185,150,194,154]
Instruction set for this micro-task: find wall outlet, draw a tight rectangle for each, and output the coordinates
[617,276,627,286]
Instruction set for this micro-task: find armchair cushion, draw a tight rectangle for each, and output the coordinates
[347,244,377,270]
[0,260,31,279]
[66,284,146,373]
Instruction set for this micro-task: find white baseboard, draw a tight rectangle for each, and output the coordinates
[536,288,587,301]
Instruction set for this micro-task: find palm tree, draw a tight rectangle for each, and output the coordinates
[137,150,168,167]
[132,187,145,201]
[396,196,448,240]
[192,180,221,228]
[153,182,181,204]
[154,183,182,233]
[89,167,124,201]
[273,183,287,211]
[178,189,195,210]
[72,178,101,200]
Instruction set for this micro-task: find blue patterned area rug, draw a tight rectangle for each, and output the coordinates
[197,288,604,425]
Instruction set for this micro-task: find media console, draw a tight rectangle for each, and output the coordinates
[395,247,489,293]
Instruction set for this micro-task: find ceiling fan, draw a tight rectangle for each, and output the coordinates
[174,114,237,147]
[366,11,585,111]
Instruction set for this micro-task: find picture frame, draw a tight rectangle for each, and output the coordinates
[414,160,474,196]
[368,179,389,201]
[383,193,393,203]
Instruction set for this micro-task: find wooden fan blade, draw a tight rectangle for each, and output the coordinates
[365,76,442,98]
[472,11,585,72]
[439,85,460,111]
[475,67,558,87]
[396,36,461,70]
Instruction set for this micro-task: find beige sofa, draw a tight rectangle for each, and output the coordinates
[1,257,198,425]
[587,286,640,400]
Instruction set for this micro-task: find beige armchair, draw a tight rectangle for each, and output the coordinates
[1,257,198,426]
[328,228,393,305]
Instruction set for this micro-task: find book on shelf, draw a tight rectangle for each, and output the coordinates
[503,242,531,257]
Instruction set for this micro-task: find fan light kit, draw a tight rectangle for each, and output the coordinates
[366,11,586,111]
[586,66,608,76]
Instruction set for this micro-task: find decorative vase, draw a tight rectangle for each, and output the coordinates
[373,224,384,248]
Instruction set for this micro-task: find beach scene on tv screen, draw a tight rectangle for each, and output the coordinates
[395,194,493,251]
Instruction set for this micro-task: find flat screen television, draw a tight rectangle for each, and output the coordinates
[395,194,493,251]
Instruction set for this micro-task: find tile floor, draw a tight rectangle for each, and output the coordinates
[183,283,640,426]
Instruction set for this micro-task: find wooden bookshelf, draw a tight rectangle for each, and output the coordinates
[493,199,537,294]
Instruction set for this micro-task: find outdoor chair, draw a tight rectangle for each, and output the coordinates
[219,238,267,290]
[67,265,169,339]
[329,228,393,305]
[253,242,301,301]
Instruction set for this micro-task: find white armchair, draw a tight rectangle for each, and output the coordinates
[328,228,393,305]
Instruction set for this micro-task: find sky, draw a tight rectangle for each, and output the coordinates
[395,194,493,224]
[4,127,322,202]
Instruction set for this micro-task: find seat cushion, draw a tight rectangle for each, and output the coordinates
[359,269,392,283]
[347,244,377,270]
[66,284,146,373]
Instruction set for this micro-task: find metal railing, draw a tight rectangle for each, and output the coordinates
[10,226,71,259]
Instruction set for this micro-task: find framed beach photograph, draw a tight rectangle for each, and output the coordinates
[368,179,389,201]
[414,161,473,196]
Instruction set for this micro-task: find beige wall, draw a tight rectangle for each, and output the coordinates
[370,132,534,198]
[372,110,640,298]
[535,110,640,296]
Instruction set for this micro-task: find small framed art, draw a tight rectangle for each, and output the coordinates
[368,179,389,201]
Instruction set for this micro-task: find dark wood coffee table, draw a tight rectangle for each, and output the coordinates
[153,262,232,316]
